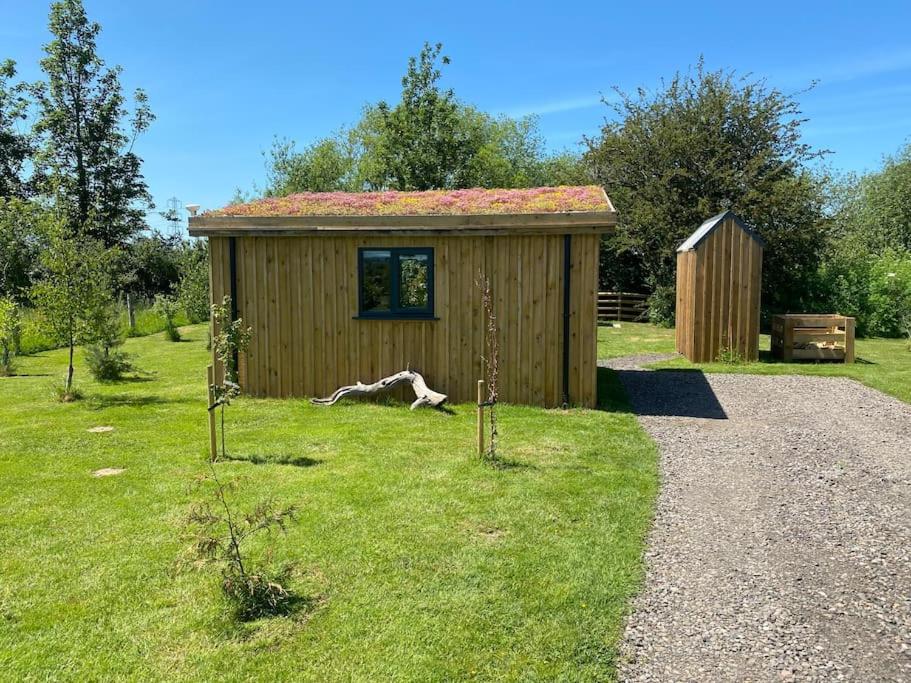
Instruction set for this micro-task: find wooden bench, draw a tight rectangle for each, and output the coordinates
[771,314,855,363]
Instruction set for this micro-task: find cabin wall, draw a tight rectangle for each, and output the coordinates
[208,232,600,407]
[675,217,762,363]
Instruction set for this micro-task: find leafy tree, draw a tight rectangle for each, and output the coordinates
[266,135,359,194]
[30,221,114,396]
[33,0,154,247]
[123,232,183,301]
[372,42,467,190]
[835,143,911,254]
[0,295,19,375]
[210,296,253,461]
[177,240,210,323]
[0,198,45,300]
[0,59,33,199]
[585,60,829,319]
[263,43,586,196]
[154,294,181,342]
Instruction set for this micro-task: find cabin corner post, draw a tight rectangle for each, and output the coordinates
[562,233,572,408]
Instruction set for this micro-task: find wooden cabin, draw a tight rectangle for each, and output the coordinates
[675,211,764,363]
[189,186,617,408]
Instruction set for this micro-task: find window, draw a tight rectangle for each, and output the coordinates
[358,247,434,319]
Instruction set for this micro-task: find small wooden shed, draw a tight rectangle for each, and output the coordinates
[188,186,617,407]
[675,210,764,363]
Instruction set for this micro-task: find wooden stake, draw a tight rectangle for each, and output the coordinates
[207,364,217,461]
[477,379,485,457]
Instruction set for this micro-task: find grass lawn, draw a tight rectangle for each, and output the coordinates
[0,326,657,681]
[599,322,911,404]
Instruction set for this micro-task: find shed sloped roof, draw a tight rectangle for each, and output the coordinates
[205,186,613,218]
[676,210,766,252]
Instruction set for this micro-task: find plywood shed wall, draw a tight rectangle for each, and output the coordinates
[190,186,617,408]
[675,211,764,363]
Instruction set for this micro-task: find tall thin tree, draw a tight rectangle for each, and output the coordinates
[33,0,154,247]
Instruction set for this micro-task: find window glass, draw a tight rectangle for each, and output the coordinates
[358,247,434,318]
[398,253,429,309]
[361,250,391,312]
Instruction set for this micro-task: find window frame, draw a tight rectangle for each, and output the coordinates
[356,247,436,319]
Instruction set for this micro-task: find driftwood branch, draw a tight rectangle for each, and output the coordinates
[311,370,447,410]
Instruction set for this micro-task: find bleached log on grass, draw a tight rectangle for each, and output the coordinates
[311,370,447,410]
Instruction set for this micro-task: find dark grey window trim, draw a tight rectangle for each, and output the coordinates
[357,247,435,320]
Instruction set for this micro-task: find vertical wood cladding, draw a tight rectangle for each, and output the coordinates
[209,233,600,407]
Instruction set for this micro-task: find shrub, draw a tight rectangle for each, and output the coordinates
[85,344,134,381]
[647,285,675,327]
[154,294,181,341]
[85,305,134,381]
[867,250,911,338]
[183,466,297,621]
[820,248,911,337]
[716,346,744,364]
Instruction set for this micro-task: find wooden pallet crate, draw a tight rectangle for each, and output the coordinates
[771,314,855,363]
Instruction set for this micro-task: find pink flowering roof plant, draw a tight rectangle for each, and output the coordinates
[206,186,612,217]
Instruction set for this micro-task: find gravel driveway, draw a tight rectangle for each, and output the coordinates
[604,355,911,682]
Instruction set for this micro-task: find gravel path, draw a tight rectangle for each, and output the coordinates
[603,355,911,682]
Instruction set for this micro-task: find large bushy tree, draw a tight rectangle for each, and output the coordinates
[585,61,829,319]
[33,0,154,247]
[835,143,911,255]
[264,43,587,195]
[0,59,33,199]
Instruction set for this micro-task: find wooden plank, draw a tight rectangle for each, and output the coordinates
[693,246,706,362]
[279,238,292,397]
[568,235,583,404]
[710,225,723,362]
[544,235,559,406]
[793,331,847,344]
[718,219,739,352]
[733,227,745,358]
[517,237,530,404]
[844,318,856,363]
[582,234,598,406]
[791,348,845,360]
[508,236,519,403]
[190,210,618,234]
[748,241,762,361]
[471,237,487,392]
[531,234,547,406]
[256,239,270,396]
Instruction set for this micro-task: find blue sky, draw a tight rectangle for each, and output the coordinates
[3,0,911,232]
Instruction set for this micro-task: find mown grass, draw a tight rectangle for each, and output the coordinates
[599,322,911,404]
[0,325,658,681]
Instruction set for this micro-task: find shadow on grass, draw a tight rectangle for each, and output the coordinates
[222,453,324,468]
[488,458,537,471]
[97,374,156,384]
[219,591,328,641]
[0,372,51,377]
[86,394,193,409]
[753,350,874,366]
